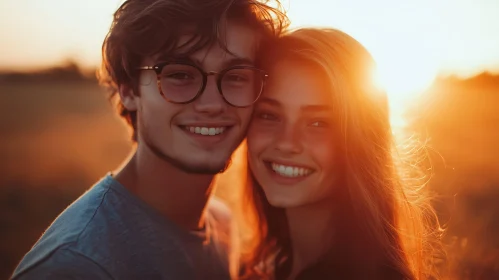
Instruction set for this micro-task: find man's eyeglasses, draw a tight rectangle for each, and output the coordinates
[137,62,268,107]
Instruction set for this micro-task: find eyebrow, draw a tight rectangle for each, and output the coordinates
[257,97,281,107]
[220,57,255,68]
[300,105,332,113]
[258,97,332,113]
[155,54,255,69]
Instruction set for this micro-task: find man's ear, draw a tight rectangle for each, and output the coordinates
[118,84,138,111]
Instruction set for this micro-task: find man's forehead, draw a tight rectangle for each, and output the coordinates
[152,23,259,64]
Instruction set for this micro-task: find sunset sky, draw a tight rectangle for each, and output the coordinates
[1,0,499,99]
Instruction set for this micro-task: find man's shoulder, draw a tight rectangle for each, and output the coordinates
[12,240,194,280]
[13,174,201,279]
[12,176,115,278]
[36,175,114,243]
[12,245,113,280]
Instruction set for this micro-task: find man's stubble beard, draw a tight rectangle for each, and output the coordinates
[147,139,233,174]
[139,123,247,175]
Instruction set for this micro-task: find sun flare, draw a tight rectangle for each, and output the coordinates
[373,54,439,128]
[375,59,438,103]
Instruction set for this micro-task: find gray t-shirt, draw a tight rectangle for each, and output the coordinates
[11,174,231,280]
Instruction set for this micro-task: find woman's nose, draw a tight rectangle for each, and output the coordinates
[274,124,303,155]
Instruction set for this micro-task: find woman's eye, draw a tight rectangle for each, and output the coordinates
[310,121,328,127]
[256,112,278,121]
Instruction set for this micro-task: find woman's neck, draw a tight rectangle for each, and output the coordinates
[285,200,335,280]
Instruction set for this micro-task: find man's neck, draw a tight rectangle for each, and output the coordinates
[114,144,215,231]
[286,200,335,279]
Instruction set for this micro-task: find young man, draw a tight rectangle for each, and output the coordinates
[11,0,287,279]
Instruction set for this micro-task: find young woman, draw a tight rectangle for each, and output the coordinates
[238,28,442,279]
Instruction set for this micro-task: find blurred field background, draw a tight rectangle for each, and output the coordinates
[2,0,499,279]
[1,62,499,279]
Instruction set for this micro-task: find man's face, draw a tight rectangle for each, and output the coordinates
[123,22,258,174]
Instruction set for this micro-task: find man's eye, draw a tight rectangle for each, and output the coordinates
[166,72,193,80]
[226,74,248,82]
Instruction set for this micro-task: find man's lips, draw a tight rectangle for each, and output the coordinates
[184,126,226,136]
[178,123,235,136]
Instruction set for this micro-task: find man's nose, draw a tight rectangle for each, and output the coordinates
[192,75,226,115]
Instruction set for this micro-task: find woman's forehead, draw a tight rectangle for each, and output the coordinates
[264,60,335,108]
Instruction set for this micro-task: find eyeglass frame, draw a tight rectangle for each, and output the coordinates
[136,61,269,108]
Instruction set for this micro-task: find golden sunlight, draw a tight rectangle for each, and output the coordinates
[375,58,438,104]
[374,54,439,128]
[283,0,499,129]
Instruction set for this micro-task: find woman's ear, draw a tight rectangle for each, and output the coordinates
[118,84,138,111]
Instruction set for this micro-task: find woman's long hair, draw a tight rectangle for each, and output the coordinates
[237,28,442,279]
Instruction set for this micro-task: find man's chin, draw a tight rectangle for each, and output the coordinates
[147,142,233,174]
[167,156,232,175]
[178,160,231,174]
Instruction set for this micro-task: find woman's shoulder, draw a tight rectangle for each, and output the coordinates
[207,197,232,225]
[206,197,233,251]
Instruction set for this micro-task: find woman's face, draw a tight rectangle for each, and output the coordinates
[247,60,343,208]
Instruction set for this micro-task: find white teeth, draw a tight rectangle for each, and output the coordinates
[186,126,226,136]
[278,165,286,174]
[271,163,312,178]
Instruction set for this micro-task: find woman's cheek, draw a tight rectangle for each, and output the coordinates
[249,121,277,137]
[248,125,273,151]
[304,134,338,162]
